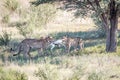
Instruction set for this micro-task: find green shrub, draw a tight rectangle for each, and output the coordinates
[15,3,56,38]
[69,44,106,56]
[28,3,56,29]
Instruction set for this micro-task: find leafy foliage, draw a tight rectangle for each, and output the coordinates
[16,3,56,38]
[28,4,56,29]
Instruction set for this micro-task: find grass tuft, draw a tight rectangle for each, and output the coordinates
[0,67,28,80]
[3,0,19,12]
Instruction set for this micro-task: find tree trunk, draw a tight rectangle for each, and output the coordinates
[106,24,117,52]
[105,0,118,52]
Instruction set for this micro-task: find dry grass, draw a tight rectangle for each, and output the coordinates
[1,54,120,80]
[0,0,120,80]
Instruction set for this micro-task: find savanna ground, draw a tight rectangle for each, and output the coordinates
[0,0,120,80]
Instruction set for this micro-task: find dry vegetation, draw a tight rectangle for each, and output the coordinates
[0,0,120,80]
[2,54,120,80]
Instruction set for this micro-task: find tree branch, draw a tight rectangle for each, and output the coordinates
[87,0,97,12]
[116,3,120,17]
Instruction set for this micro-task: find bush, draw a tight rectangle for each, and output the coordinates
[16,3,56,38]
[69,44,106,56]
[16,26,31,38]
[28,3,56,29]
[0,31,11,47]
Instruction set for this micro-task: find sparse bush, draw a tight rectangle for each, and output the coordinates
[15,3,56,38]
[28,3,56,29]
[0,67,28,80]
[0,31,11,47]
[16,26,32,38]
